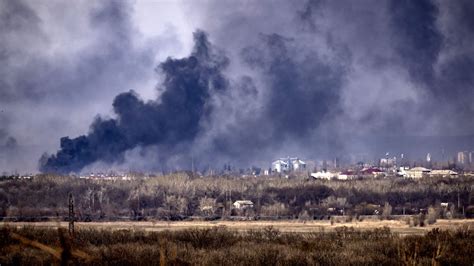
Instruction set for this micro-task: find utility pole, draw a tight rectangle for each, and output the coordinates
[225,190,229,217]
[457,191,461,209]
[225,190,232,217]
[229,190,232,216]
[137,186,140,219]
[68,193,75,237]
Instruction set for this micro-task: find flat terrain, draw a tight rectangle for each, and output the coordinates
[2,219,472,235]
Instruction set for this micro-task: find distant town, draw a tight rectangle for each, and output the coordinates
[269,150,474,180]
[3,150,474,181]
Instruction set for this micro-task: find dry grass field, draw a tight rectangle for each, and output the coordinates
[1,219,473,265]
[2,219,473,235]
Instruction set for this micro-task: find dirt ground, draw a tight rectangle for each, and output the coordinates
[1,219,473,235]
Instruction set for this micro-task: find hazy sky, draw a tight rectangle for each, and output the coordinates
[1,0,474,173]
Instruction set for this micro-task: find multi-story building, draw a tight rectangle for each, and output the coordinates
[271,157,306,173]
[457,151,472,165]
[380,157,397,167]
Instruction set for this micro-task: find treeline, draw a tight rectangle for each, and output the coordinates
[0,174,473,221]
[1,226,473,265]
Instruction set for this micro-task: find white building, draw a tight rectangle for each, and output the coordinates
[291,158,306,171]
[272,159,289,173]
[311,171,337,180]
[233,200,254,210]
[402,167,431,178]
[337,170,356,180]
[457,151,473,164]
[428,170,458,177]
[271,157,306,173]
[380,157,397,167]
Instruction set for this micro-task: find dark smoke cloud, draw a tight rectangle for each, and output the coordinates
[2,0,474,173]
[389,0,442,85]
[199,31,346,166]
[0,0,170,172]
[242,33,343,139]
[432,0,474,135]
[387,0,474,135]
[188,0,474,163]
[40,31,229,174]
[39,0,474,172]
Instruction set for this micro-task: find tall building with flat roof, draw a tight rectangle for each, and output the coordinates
[457,151,472,164]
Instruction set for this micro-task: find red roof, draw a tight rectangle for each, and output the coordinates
[340,170,355,175]
[361,167,383,174]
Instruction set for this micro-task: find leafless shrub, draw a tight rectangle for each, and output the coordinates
[0,221,473,265]
[382,202,392,220]
[426,206,438,225]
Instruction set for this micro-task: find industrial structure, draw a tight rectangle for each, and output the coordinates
[271,157,306,173]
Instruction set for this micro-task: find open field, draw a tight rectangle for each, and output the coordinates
[2,219,473,235]
[1,220,473,265]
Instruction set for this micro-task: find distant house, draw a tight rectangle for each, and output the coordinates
[397,167,409,177]
[360,167,384,177]
[338,170,356,180]
[428,170,458,177]
[404,167,431,178]
[310,170,355,180]
[233,200,254,210]
[311,171,337,180]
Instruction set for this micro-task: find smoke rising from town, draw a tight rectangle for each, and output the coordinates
[1,0,474,173]
[40,30,230,174]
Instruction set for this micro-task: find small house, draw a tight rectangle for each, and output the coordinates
[233,200,254,210]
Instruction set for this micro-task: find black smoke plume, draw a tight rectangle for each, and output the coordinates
[40,31,229,174]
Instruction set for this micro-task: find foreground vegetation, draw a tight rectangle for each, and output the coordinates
[0,174,473,221]
[0,225,473,265]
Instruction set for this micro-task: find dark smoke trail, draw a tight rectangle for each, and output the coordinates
[40,31,229,174]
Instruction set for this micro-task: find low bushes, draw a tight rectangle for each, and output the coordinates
[1,225,473,265]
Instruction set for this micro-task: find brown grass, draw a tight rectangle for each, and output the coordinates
[2,219,473,235]
[1,223,473,265]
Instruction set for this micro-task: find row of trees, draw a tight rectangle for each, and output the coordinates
[0,173,473,221]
